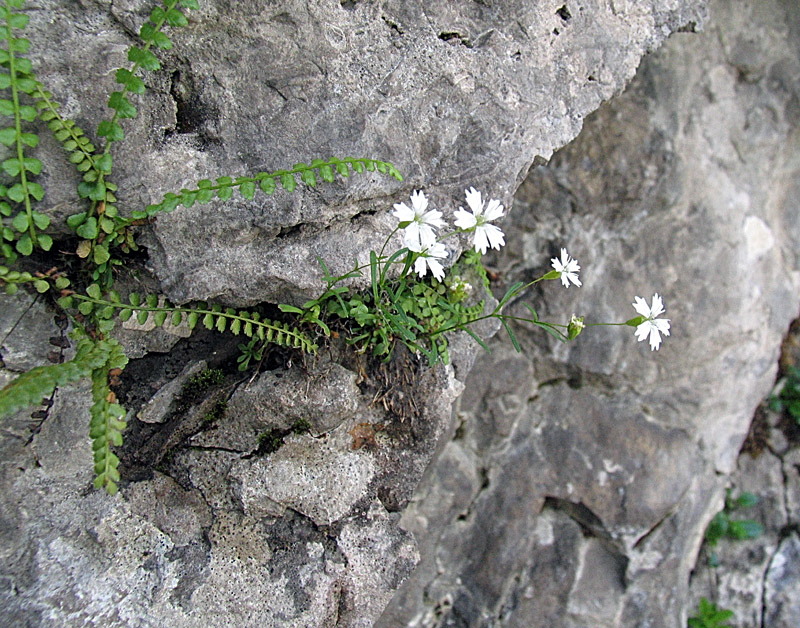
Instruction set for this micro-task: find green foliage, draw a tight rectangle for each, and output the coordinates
[0,0,403,497]
[58,286,318,355]
[688,597,734,628]
[704,490,763,568]
[201,398,227,425]
[182,368,224,398]
[768,365,800,423]
[0,262,56,294]
[0,329,128,495]
[0,0,49,260]
[88,338,128,495]
[133,157,403,220]
[99,0,198,152]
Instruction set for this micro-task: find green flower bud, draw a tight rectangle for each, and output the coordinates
[567,314,585,340]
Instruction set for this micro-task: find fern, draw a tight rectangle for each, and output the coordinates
[0,332,122,417]
[88,338,127,495]
[0,0,47,259]
[97,0,199,158]
[133,157,404,219]
[59,285,318,355]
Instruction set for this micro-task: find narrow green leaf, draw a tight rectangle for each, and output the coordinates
[501,319,521,352]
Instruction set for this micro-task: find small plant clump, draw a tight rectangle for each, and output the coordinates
[0,0,676,495]
[704,490,763,567]
[689,490,763,626]
[768,365,800,423]
[182,368,224,399]
[688,597,734,628]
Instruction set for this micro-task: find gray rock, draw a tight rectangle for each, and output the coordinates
[192,359,360,451]
[137,359,207,424]
[764,533,800,628]
[24,0,707,306]
[378,0,800,625]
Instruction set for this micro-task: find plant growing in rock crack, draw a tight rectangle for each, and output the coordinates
[688,489,763,627]
[285,186,675,367]
[0,0,400,494]
[768,365,800,424]
[0,0,677,496]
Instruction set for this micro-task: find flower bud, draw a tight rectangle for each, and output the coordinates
[567,314,585,340]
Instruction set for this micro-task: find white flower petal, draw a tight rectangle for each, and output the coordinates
[421,209,446,229]
[648,324,663,351]
[632,296,651,318]
[473,227,490,254]
[635,322,650,342]
[566,272,581,287]
[392,202,415,223]
[413,256,428,278]
[483,198,504,221]
[428,257,445,281]
[654,318,671,335]
[650,293,665,318]
[410,190,428,214]
[482,223,505,250]
[454,207,477,230]
[465,187,483,215]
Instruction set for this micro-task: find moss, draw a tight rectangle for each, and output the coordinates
[201,397,227,425]
[181,368,224,399]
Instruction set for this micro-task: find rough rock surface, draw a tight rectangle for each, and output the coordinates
[9,0,800,626]
[26,0,707,306]
[378,0,800,625]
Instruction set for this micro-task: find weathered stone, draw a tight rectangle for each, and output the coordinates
[378,0,800,625]
[191,358,360,451]
[764,533,800,628]
[231,431,377,526]
[137,359,207,424]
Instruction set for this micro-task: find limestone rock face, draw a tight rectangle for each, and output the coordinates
[377,0,800,625]
[27,0,707,306]
[15,0,800,626]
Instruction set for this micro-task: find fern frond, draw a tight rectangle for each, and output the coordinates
[97,0,199,153]
[0,333,118,419]
[0,0,48,258]
[61,287,319,355]
[88,338,127,495]
[133,157,404,219]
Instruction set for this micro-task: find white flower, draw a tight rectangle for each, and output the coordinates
[551,248,582,288]
[392,190,445,251]
[411,242,448,282]
[632,293,671,351]
[453,187,505,254]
